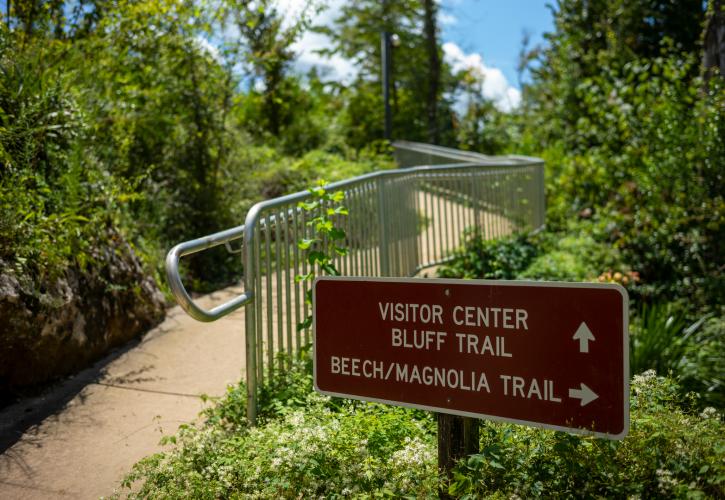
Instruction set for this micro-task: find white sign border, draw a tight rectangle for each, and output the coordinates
[313,276,630,441]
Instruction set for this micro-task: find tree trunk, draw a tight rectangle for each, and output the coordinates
[703,0,725,81]
[423,0,440,144]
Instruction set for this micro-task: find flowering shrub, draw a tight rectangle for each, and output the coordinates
[118,355,724,499]
[597,269,640,287]
[448,371,724,498]
[119,388,438,498]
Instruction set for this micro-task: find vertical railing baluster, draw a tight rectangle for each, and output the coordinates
[454,175,463,249]
[254,223,264,386]
[482,170,491,240]
[245,228,257,424]
[264,217,274,381]
[303,207,312,345]
[435,175,443,262]
[414,178,422,271]
[274,211,283,370]
[443,175,452,256]
[292,205,301,351]
[425,177,433,266]
[352,185,361,276]
[283,207,292,360]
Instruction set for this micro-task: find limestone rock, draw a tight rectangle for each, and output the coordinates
[0,230,165,402]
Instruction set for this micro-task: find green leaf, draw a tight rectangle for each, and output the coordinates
[307,216,324,226]
[327,206,348,216]
[307,251,326,265]
[297,238,318,250]
[296,316,312,331]
[329,228,346,240]
[298,201,318,211]
[316,220,333,232]
[321,263,340,276]
[294,272,313,283]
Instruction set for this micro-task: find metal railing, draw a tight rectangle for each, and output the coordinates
[165,141,545,422]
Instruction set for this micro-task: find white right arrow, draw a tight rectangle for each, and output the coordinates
[572,322,595,353]
[569,383,599,406]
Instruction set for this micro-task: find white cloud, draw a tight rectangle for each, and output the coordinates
[291,28,358,84]
[195,35,221,63]
[442,41,521,112]
[276,0,358,83]
[439,12,457,26]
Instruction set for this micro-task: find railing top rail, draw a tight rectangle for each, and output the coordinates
[392,140,543,166]
[166,147,544,322]
[244,158,540,218]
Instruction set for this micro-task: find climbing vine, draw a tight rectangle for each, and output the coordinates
[296,180,348,331]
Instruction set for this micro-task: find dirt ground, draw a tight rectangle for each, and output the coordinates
[0,286,247,499]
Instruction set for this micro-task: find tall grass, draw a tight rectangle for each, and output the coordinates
[629,302,708,377]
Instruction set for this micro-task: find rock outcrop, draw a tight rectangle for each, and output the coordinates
[0,230,165,402]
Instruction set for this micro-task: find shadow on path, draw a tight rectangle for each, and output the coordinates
[0,336,143,454]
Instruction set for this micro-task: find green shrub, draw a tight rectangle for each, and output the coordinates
[0,29,136,282]
[449,371,724,499]
[126,398,436,499]
[520,42,725,311]
[629,302,699,378]
[438,225,628,284]
[120,354,438,499]
[519,227,628,282]
[679,315,725,409]
[437,232,540,280]
[628,303,724,409]
[121,350,724,499]
[518,245,590,281]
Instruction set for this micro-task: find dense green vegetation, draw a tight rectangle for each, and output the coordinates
[5,0,720,299]
[0,0,398,293]
[525,3,722,312]
[3,0,724,496]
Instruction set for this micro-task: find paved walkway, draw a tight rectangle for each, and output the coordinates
[0,287,246,499]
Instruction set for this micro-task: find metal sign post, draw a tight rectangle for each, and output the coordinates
[313,276,629,489]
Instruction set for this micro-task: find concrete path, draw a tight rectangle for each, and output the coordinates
[0,286,247,499]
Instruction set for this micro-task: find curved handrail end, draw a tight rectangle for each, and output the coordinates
[165,240,252,322]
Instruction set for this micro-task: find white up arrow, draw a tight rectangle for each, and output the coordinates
[572,322,595,353]
[568,383,599,406]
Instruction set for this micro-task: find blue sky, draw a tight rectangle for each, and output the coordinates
[441,0,556,87]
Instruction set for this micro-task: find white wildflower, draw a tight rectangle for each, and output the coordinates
[700,407,718,419]
[632,369,657,385]
[656,468,677,492]
[288,411,305,427]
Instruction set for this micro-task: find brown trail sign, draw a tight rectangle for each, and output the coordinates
[313,277,629,439]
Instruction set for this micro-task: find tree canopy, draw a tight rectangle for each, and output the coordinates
[1,0,721,307]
